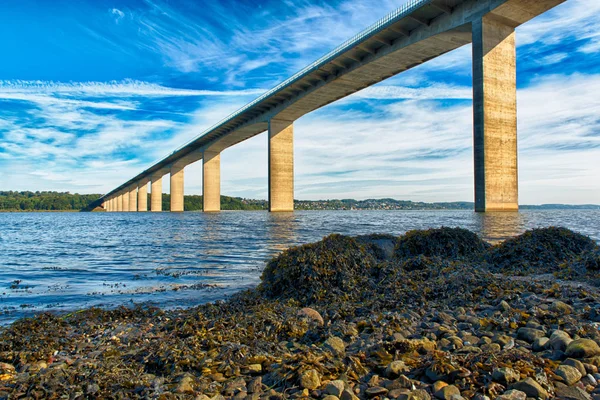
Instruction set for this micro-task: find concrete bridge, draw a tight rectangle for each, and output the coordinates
[100,0,566,213]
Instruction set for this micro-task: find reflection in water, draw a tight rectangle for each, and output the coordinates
[475,212,526,244]
[267,212,300,252]
[0,209,598,323]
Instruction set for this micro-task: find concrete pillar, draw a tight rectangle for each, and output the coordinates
[203,150,220,212]
[268,119,294,212]
[472,15,518,212]
[137,181,148,212]
[108,198,113,212]
[151,175,163,212]
[122,191,130,212]
[170,164,184,212]
[128,186,137,212]
[117,193,123,212]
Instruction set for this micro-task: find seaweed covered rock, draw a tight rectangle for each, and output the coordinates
[487,227,598,275]
[355,233,398,261]
[394,227,490,260]
[260,234,375,303]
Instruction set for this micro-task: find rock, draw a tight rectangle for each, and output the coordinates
[323,396,340,400]
[510,378,549,400]
[566,339,600,358]
[550,330,573,351]
[517,327,545,343]
[386,361,410,378]
[324,336,346,357]
[555,385,592,400]
[498,300,511,312]
[389,388,411,399]
[247,377,262,393]
[533,337,550,352]
[340,389,360,400]
[557,365,583,386]
[433,381,448,393]
[365,386,388,397]
[435,385,460,400]
[565,359,588,376]
[299,369,321,390]
[247,364,262,374]
[551,300,573,315]
[298,308,324,326]
[176,375,194,394]
[481,343,502,353]
[326,380,346,397]
[408,389,432,400]
[582,374,598,387]
[495,390,527,400]
[492,367,520,384]
[86,383,100,394]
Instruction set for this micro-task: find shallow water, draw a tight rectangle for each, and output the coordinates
[0,210,598,324]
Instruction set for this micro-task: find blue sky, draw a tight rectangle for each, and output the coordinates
[0,0,598,204]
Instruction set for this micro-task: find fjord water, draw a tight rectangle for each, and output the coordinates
[1,210,599,324]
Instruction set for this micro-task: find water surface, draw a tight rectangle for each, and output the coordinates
[1,210,598,324]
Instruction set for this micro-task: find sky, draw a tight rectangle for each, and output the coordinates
[0,0,598,204]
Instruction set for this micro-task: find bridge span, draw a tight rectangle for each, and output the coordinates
[100,0,566,213]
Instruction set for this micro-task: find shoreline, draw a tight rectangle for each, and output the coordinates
[1,227,600,399]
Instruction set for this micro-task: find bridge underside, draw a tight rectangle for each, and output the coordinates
[101,0,565,213]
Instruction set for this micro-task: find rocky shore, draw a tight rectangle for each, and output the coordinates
[1,226,600,399]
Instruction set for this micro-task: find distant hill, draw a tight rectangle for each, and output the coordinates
[0,191,597,211]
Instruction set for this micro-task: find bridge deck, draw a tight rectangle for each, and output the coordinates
[102,0,564,200]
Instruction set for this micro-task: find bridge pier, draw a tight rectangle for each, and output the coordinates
[268,119,294,212]
[203,150,221,212]
[170,164,185,212]
[116,194,122,212]
[128,186,137,212]
[123,191,130,212]
[138,181,148,212]
[472,14,518,212]
[151,175,163,212]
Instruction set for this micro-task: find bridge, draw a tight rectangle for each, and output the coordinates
[100,0,566,213]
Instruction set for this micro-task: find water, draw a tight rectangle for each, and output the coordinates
[0,210,598,324]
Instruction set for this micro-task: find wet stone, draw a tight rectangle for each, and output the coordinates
[492,367,520,384]
[435,385,460,400]
[326,380,345,397]
[517,327,545,343]
[386,361,409,379]
[365,386,388,398]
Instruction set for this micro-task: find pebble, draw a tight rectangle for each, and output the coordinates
[324,336,346,357]
[386,361,409,378]
[326,380,346,397]
[298,307,324,326]
[434,385,460,400]
[299,369,321,390]
[509,378,549,400]
[495,390,526,400]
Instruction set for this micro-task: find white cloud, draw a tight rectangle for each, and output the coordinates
[110,8,125,24]
[0,80,265,98]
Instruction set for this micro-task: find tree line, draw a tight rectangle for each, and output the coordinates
[0,191,267,211]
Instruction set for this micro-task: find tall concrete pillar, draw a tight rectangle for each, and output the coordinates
[128,186,137,212]
[151,175,163,212]
[123,191,130,212]
[268,119,294,212]
[170,164,184,212]
[117,193,123,212]
[472,15,518,212]
[137,181,148,212]
[109,198,113,212]
[203,150,221,212]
